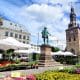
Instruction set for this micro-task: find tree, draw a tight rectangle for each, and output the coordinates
[32,53,40,61]
[6,49,14,61]
[32,53,37,61]
[52,47,60,52]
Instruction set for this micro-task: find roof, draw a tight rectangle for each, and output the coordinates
[0,18,29,33]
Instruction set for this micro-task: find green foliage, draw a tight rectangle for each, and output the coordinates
[32,53,36,61]
[6,49,14,54]
[59,67,76,73]
[36,70,80,80]
[54,56,77,65]
[0,63,28,71]
[0,49,5,53]
[32,53,40,61]
[5,49,14,61]
[0,61,38,71]
[75,63,80,68]
[52,47,60,52]
[15,58,20,64]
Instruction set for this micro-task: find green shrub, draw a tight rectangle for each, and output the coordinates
[36,71,80,80]
[59,67,76,74]
[75,64,80,68]
[15,59,20,64]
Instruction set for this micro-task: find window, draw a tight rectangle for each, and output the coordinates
[37,47,39,50]
[27,36,29,40]
[69,37,71,42]
[23,41,25,43]
[5,32,8,36]
[73,35,76,41]
[19,34,22,39]
[23,35,26,39]
[15,34,18,38]
[27,41,29,44]
[10,32,13,37]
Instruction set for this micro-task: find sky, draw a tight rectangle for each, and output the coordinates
[0,0,80,45]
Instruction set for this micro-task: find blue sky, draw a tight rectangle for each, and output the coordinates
[0,0,80,45]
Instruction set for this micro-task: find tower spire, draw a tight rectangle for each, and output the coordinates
[68,6,77,28]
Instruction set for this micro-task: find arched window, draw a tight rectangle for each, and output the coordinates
[73,35,76,41]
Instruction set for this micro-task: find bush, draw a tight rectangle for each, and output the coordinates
[75,64,80,68]
[52,47,60,52]
[59,67,76,74]
[15,59,20,64]
[36,71,80,80]
[0,63,28,71]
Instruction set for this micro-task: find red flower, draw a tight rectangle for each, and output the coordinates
[26,74,36,80]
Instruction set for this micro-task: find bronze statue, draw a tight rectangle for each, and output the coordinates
[41,27,50,45]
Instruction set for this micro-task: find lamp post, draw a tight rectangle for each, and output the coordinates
[37,32,40,51]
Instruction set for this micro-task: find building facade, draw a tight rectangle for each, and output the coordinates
[66,7,80,55]
[31,44,40,53]
[0,18,30,44]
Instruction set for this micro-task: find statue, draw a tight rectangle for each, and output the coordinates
[41,27,50,45]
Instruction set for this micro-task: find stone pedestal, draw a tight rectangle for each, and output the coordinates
[39,44,62,67]
[39,45,52,60]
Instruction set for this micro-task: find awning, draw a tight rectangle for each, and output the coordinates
[14,50,33,54]
[14,49,41,54]
[0,37,31,50]
[51,51,76,56]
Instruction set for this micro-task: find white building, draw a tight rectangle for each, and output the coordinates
[0,18,30,44]
[30,44,40,53]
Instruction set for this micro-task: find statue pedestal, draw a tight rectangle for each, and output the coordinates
[39,44,62,67]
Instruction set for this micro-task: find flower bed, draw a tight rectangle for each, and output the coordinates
[0,68,80,80]
[0,73,36,80]
[36,71,80,80]
[0,61,11,67]
[0,63,28,71]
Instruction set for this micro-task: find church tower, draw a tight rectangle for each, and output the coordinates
[66,6,80,55]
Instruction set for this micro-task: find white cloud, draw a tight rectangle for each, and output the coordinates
[49,0,78,5]
[19,4,64,29]
[20,4,64,24]
[3,0,79,45]
[15,3,70,44]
